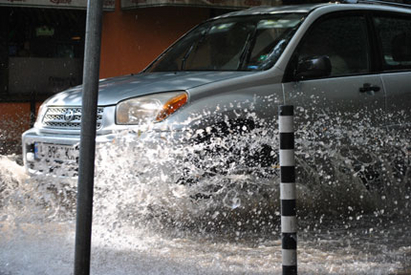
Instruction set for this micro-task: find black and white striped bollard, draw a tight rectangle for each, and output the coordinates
[279,105,297,275]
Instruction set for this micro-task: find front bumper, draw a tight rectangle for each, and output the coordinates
[22,127,188,176]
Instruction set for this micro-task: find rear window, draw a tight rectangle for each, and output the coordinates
[373,14,411,71]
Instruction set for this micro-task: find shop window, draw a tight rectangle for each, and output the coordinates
[3,8,86,95]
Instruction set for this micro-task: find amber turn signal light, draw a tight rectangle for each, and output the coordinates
[156,93,188,122]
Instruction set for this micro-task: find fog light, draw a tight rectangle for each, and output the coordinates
[26,152,35,162]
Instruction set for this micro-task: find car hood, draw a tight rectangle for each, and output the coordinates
[45,71,254,106]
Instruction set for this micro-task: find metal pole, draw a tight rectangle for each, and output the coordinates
[279,105,297,275]
[74,0,104,274]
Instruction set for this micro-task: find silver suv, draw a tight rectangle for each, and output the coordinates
[22,2,411,180]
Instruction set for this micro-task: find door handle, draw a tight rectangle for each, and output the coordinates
[360,83,381,93]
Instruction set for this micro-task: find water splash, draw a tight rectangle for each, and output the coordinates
[293,106,411,220]
[92,127,280,238]
[1,108,410,274]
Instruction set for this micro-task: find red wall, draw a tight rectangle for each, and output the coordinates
[0,102,41,154]
[0,103,30,141]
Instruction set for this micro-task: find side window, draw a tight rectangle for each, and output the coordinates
[373,15,411,70]
[294,15,370,78]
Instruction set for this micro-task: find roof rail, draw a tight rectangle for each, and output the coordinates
[344,0,411,8]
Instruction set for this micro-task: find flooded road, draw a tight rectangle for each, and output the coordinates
[1,151,410,275]
[1,126,411,274]
[2,219,410,275]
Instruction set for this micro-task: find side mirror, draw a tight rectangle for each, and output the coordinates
[295,55,331,80]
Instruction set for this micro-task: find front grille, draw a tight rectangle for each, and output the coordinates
[42,107,104,130]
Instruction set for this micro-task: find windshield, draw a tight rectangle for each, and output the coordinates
[146,13,305,72]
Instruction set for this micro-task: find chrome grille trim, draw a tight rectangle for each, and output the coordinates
[42,107,104,129]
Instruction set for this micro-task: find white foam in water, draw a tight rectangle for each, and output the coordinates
[1,109,411,274]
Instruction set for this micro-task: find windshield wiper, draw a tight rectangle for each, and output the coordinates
[237,26,258,70]
[181,27,210,70]
[181,43,195,71]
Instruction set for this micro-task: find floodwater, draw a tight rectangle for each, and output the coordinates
[1,124,411,274]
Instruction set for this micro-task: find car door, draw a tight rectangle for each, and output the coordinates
[372,12,411,190]
[281,12,387,188]
[372,13,411,129]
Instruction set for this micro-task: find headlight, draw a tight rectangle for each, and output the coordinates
[116,91,188,125]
